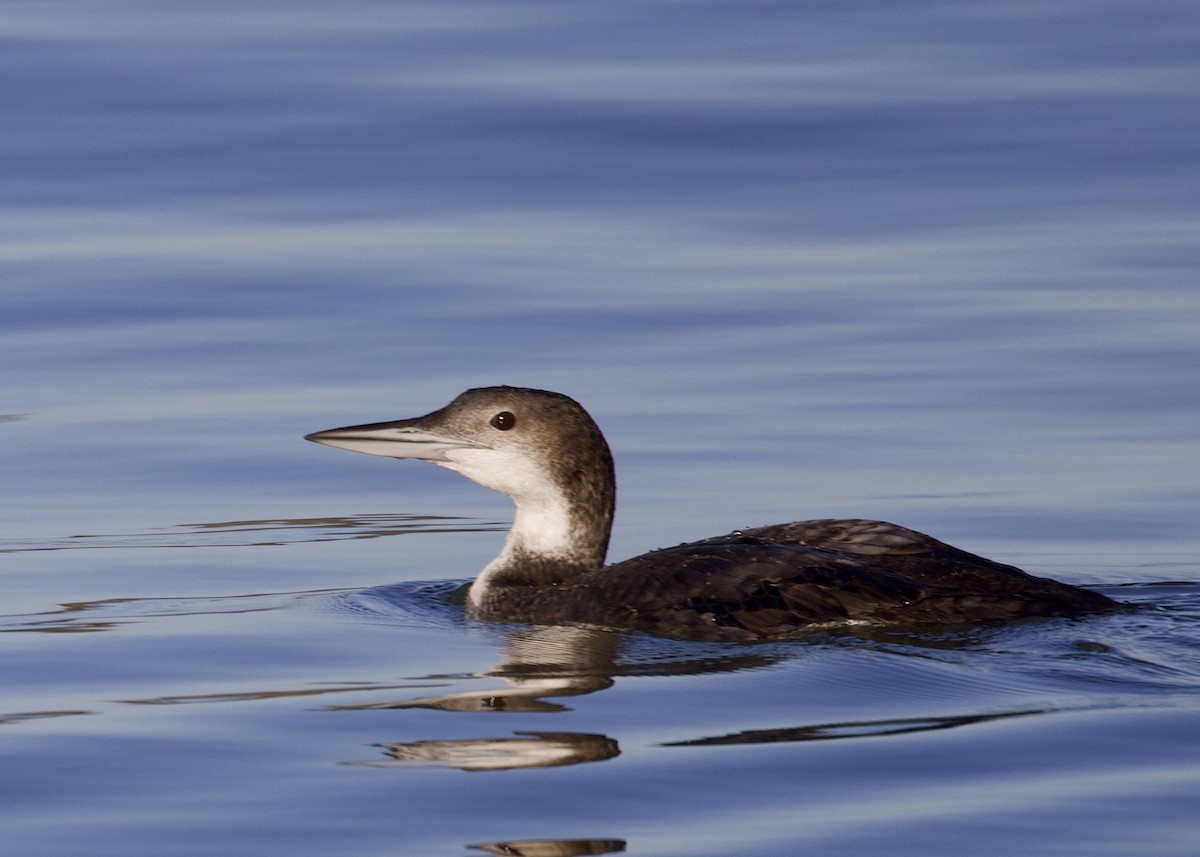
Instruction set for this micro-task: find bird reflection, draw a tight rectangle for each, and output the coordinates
[662,707,1048,747]
[330,626,620,713]
[334,623,785,771]
[346,731,620,771]
[467,838,626,856]
[336,626,623,769]
[328,617,784,715]
[332,620,1073,772]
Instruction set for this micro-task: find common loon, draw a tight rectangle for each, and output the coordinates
[306,386,1117,641]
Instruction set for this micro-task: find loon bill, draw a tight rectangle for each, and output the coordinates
[305,385,1119,641]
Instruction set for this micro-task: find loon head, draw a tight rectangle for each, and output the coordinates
[306,386,616,574]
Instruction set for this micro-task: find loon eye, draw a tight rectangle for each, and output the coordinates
[490,411,516,431]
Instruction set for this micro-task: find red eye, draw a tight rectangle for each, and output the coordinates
[490,411,516,431]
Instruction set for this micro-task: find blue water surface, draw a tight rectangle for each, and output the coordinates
[2,1,1199,855]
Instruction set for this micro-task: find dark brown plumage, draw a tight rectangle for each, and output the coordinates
[472,519,1118,641]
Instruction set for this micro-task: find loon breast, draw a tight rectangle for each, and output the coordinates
[306,386,1120,641]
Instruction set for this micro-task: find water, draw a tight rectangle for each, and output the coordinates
[3,1,1200,854]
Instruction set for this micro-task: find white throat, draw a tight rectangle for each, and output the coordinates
[469,498,579,607]
[435,448,583,608]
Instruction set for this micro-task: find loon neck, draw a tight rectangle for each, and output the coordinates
[468,454,615,607]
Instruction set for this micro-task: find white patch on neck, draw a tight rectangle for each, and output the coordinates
[435,446,579,608]
[468,499,577,609]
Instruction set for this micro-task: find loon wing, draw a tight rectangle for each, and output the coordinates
[564,520,1115,639]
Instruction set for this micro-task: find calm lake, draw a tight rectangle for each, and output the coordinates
[3,1,1199,855]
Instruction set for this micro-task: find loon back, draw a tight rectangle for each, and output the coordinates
[469,519,1119,641]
